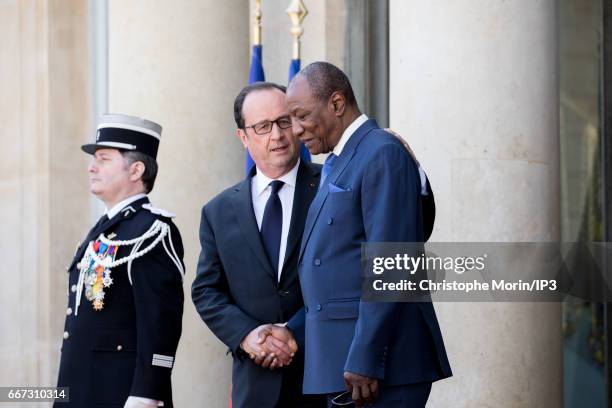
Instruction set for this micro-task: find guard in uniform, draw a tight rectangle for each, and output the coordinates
[55,114,185,408]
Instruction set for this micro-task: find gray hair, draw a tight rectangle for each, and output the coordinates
[121,151,158,194]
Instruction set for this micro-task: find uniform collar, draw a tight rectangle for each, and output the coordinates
[332,113,368,157]
[252,158,300,198]
[105,193,147,219]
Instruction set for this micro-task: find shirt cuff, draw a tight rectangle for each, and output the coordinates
[125,396,164,407]
[418,166,428,196]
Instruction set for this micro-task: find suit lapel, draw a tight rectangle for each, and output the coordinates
[281,161,320,280]
[231,176,277,279]
[299,119,378,261]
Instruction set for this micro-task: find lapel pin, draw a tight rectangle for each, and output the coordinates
[122,206,136,217]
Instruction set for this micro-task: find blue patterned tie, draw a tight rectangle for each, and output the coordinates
[319,153,337,190]
[261,180,284,273]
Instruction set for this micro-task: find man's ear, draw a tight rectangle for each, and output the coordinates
[130,161,145,182]
[236,128,249,149]
[329,91,346,117]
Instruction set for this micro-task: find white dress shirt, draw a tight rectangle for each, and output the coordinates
[251,159,300,281]
[333,114,428,195]
[332,113,369,157]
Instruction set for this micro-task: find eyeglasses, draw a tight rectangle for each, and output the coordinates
[331,391,355,406]
[244,116,292,135]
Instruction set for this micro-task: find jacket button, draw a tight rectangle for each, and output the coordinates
[66,307,72,316]
[316,303,322,311]
[278,290,290,297]
[314,259,321,266]
[71,285,77,293]
[327,218,333,225]
[76,262,82,270]
[305,306,309,313]
[116,345,123,351]
[63,331,69,340]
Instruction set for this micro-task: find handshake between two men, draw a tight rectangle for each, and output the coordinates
[240,323,382,405]
[240,324,297,370]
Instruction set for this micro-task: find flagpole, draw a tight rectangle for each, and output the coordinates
[253,0,262,46]
[246,0,266,173]
[286,0,311,162]
[286,0,308,61]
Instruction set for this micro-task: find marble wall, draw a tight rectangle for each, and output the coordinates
[0,0,91,398]
[389,0,562,406]
[107,1,249,406]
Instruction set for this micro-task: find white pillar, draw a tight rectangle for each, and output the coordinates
[108,1,249,405]
[390,1,562,406]
[0,0,91,392]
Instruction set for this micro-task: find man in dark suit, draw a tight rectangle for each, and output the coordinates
[192,80,438,408]
[277,62,453,407]
[56,114,185,408]
[191,82,326,408]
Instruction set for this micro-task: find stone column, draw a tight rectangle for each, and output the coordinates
[108,1,249,405]
[390,1,562,406]
[0,0,91,394]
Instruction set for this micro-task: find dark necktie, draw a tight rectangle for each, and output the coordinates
[319,153,338,190]
[261,180,284,274]
[88,214,109,239]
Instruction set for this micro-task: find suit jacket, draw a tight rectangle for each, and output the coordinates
[56,197,185,408]
[288,120,452,394]
[191,161,321,408]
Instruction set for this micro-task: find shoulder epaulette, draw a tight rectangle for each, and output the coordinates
[142,203,176,218]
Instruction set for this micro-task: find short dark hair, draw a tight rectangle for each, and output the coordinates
[294,61,357,107]
[121,150,158,194]
[233,81,287,129]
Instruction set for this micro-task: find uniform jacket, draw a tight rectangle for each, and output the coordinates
[56,197,184,408]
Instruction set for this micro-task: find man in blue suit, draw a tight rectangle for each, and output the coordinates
[276,62,452,407]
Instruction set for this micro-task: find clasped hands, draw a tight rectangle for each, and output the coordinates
[240,325,379,405]
[240,323,297,370]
